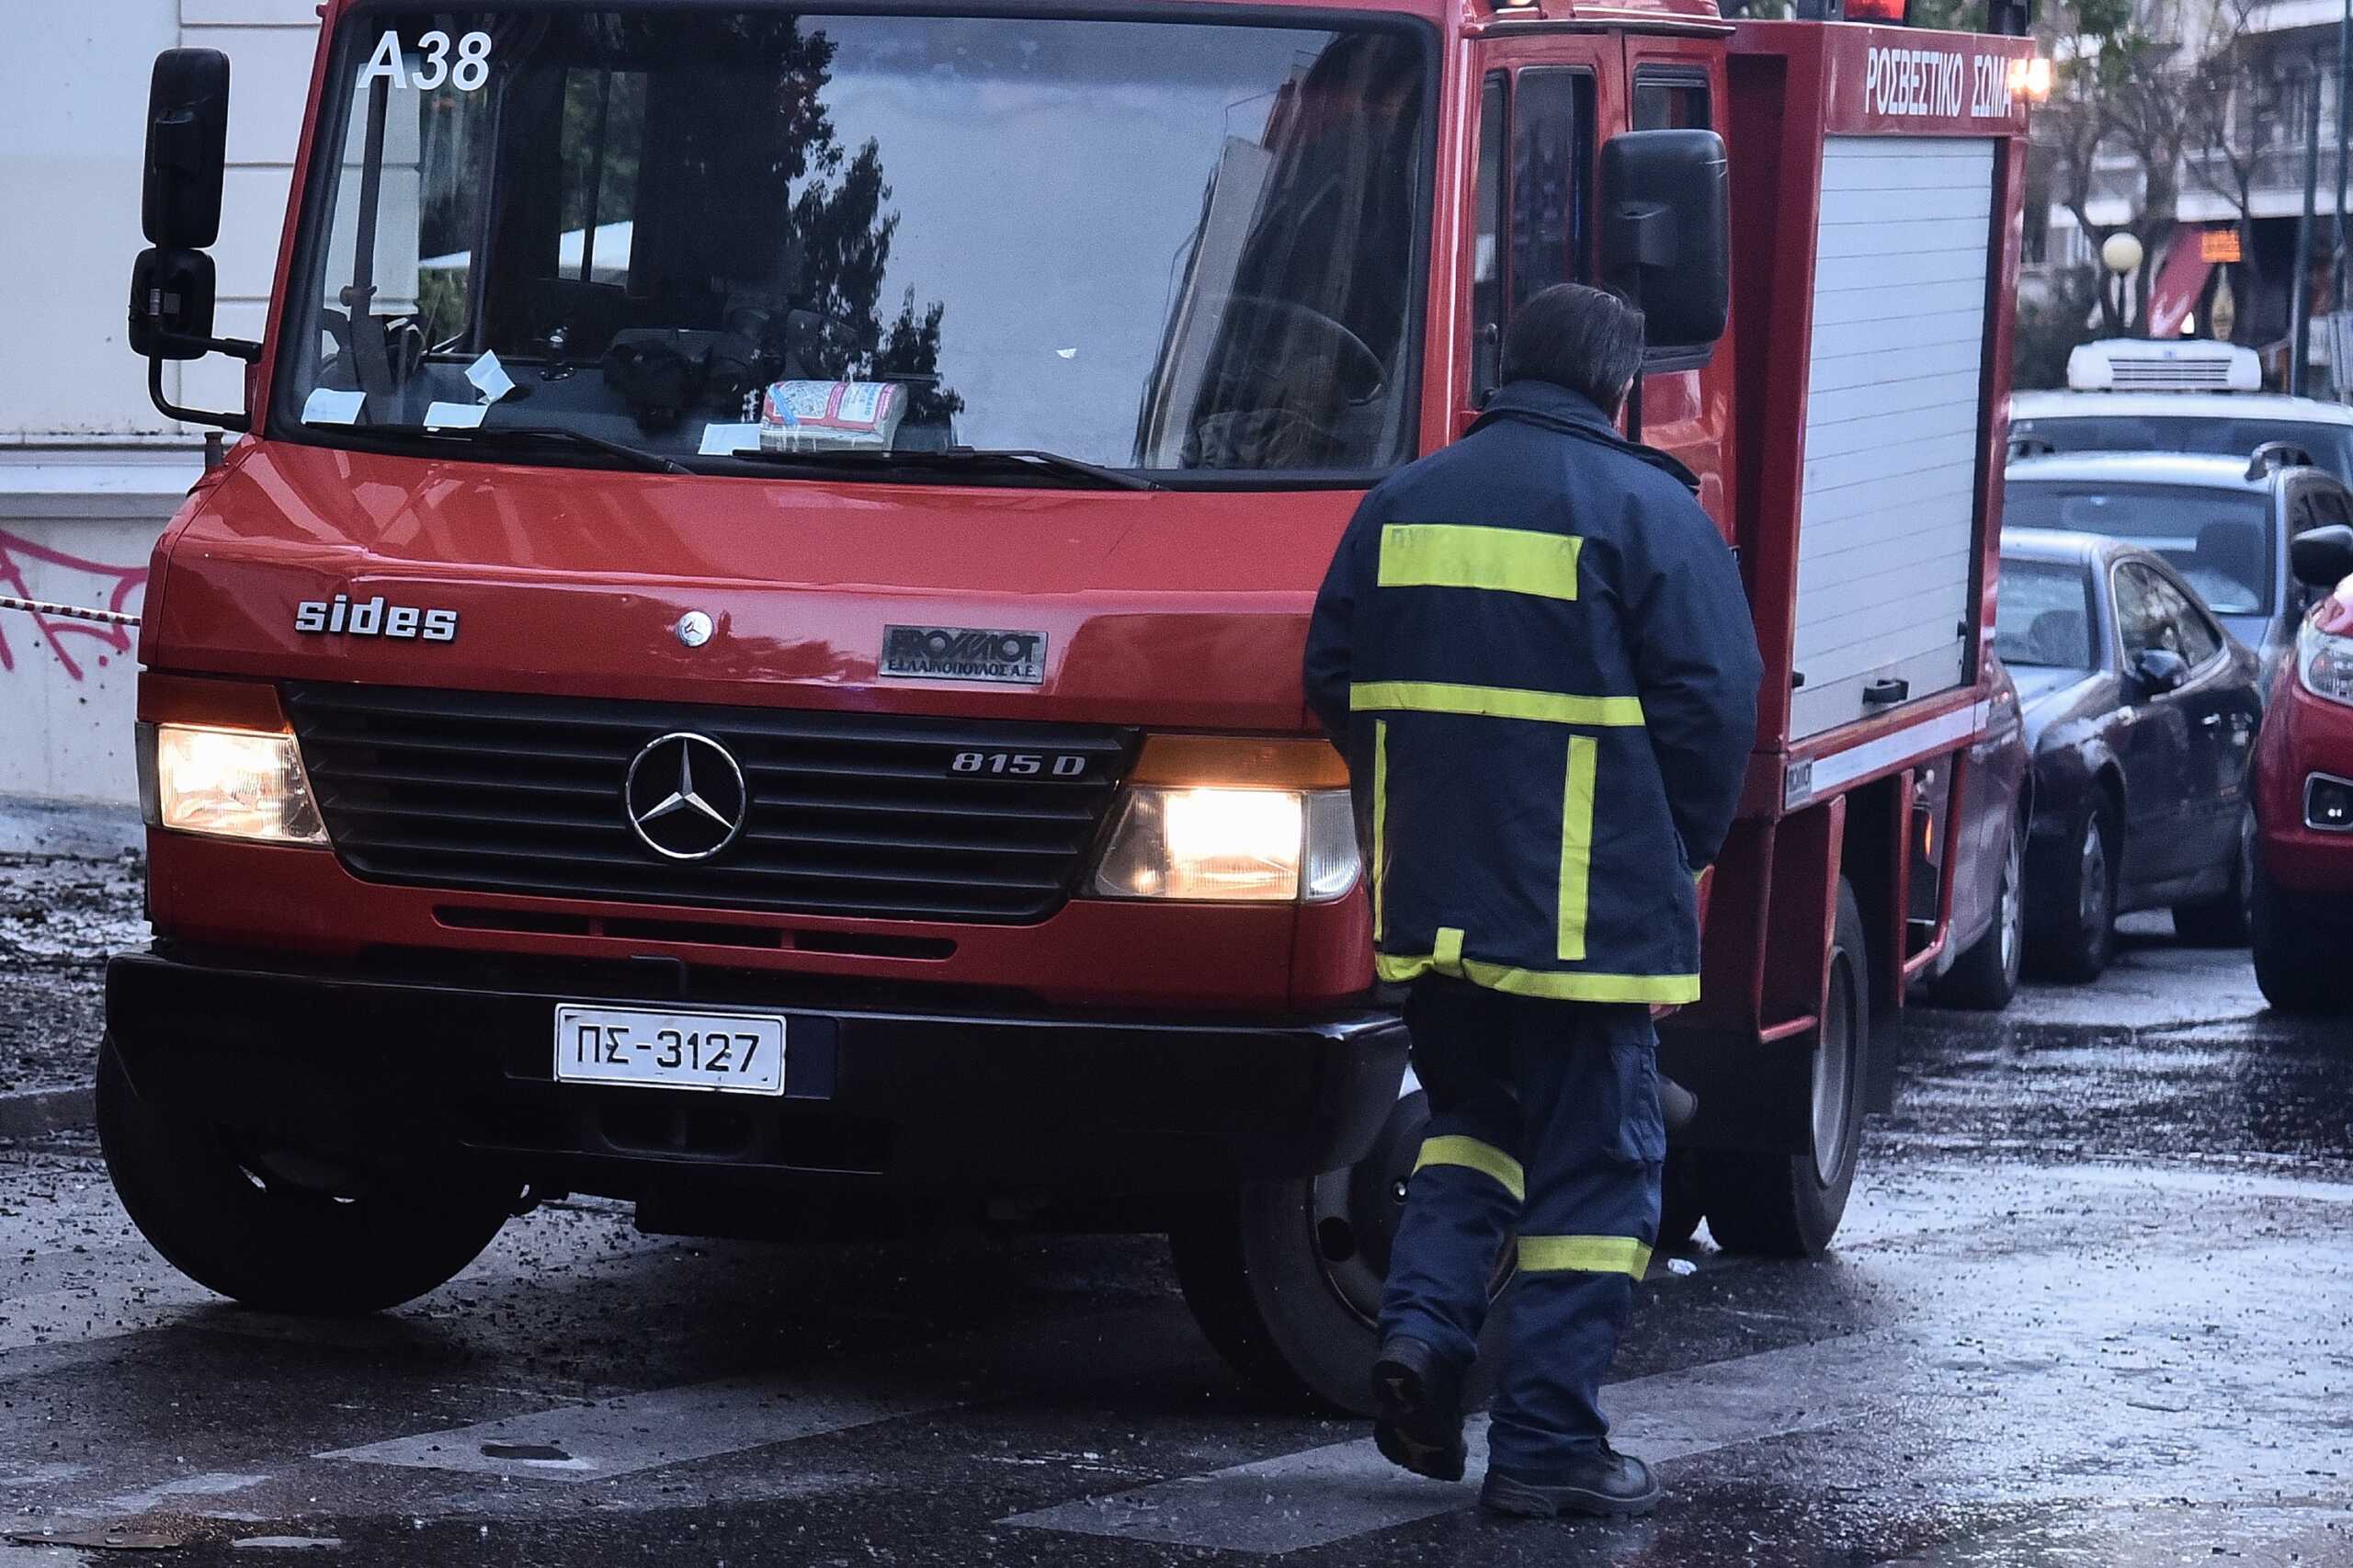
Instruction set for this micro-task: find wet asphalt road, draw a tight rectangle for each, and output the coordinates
[2,913,2349,1566]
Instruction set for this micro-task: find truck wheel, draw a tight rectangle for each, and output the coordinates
[1699,880,1869,1258]
[97,1039,517,1313]
[2172,805,2255,947]
[2249,858,2346,1015]
[1934,814,2023,1010]
[1168,1086,1507,1414]
[2028,801,2116,983]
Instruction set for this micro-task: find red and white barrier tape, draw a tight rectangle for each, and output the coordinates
[0,595,143,628]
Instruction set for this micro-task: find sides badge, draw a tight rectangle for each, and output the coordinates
[880,626,1047,686]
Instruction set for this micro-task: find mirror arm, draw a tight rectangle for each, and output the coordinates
[146,354,252,434]
[153,331,261,363]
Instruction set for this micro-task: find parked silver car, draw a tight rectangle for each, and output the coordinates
[2003,450,2353,686]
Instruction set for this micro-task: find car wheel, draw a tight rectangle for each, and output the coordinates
[2172,804,2256,947]
[1167,1086,1509,1414]
[1935,813,2024,1010]
[2249,856,2346,1015]
[2029,800,2116,983]
[97,1038,517,1313]
[1696,880,1868,1258]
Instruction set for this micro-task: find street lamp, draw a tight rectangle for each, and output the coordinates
[2102,232,2144,335]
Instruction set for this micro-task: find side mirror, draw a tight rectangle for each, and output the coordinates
[142,49,231,251]
[130,48,255,431]
[2131,647,2190,695]
[1598,130,1731,349]
[128,247,217,361]
[2290,524,2353,589]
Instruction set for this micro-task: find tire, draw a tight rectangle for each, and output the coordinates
[97,1038,517,1313]
[2172,804,2256,948]
[1935,814,2024,1010]
[1168,1087,1508,1414]
[2029,799,2117,983]
[2249,856,2346,1015]
[1696,880,1868,1258]
[1655,1148,1706,1251]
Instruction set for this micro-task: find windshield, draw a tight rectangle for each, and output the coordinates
[1994,559,2096,668]
[275,8,1431,482]
[2011,414,2353,486]
[2003,482,2274,616]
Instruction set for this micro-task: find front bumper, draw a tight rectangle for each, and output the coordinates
[105,948,1408,1199]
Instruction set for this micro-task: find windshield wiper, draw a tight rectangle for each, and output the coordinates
[952,448,1165,492]
[417,424,691,475]
[731,445,1162,491]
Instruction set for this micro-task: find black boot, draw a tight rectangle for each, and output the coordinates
[1370,1335,1467,1483]
[1481,1445,1662,1518]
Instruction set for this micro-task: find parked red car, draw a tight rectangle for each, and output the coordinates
[2250,524,2353,1012]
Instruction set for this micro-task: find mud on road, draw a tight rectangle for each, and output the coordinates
[0,854,143,1097]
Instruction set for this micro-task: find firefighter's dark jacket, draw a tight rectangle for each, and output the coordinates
[1303,380,1763,1006]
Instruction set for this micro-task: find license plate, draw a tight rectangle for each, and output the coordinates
[553,1005,786,1096]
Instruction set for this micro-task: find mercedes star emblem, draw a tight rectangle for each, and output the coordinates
[623,732,748,861]
[676,610,715,648]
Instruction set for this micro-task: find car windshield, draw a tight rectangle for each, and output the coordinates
[2010,414,2353,486]
[275,8,1430,482]
[2003,482,2273,616]
[1995,559,2096,668]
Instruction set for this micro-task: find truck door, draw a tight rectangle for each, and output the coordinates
[1461,40,1620,416]
[1620,38,1733,535]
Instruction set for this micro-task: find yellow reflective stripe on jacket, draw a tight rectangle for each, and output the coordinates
[1377,524,1582,602]
[1370,720,1389,943]
[1350,681,1645,728]
[1413,1135,1527,1202]
[1374,951,1701,1005]
[1518,1234,1653,1278]
[1558,735,1597,962]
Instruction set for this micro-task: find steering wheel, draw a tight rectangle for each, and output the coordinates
[1222,294,1387,403]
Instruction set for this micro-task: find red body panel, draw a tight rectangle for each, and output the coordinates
[2256,592,2353,896]
[143,443,1347,732]
[148,833,1363,1012]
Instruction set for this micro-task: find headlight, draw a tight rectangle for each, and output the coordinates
[1090,737,1359,903]
[138,722,327,845]
[2297,619,2353,708]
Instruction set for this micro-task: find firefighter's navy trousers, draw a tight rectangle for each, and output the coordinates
[1377,978,1665,1475]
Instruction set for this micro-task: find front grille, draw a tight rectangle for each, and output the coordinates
[285,684,1138,923]
[2107,358,2234,390]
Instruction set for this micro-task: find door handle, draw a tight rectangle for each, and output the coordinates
[2200,712,2223,727]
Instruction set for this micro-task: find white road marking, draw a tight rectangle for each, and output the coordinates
[1004,1331,1894,1555]
[317,1375,960,1483]
[95,1472,267,1515]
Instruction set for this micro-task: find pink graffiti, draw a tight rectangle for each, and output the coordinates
[0,530,147,683]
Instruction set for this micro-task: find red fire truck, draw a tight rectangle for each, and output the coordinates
[109,0,2032,1409]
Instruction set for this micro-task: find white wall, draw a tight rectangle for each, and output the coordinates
[0,2,319,847]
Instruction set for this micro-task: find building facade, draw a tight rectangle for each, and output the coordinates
[0,2,319,849]
[2025,0,2347,390]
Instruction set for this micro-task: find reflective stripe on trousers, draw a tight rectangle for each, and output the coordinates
[1377,981,1665,1474]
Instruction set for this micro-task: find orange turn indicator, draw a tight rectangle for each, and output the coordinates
[1128,735,1352,791]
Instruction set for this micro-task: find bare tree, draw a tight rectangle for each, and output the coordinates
[2180,0,2274,314]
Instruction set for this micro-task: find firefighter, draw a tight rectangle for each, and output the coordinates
[1302,282,1761,1518]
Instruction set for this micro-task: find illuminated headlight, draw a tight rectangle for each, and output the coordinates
[2297,619,2353,708]
[137,722,327,845]
[1093,787,1358,902]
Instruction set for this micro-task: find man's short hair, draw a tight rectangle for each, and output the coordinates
[1499,284,1648,416]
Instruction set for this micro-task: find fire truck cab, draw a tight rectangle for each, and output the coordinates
[110,0,2033,1409]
